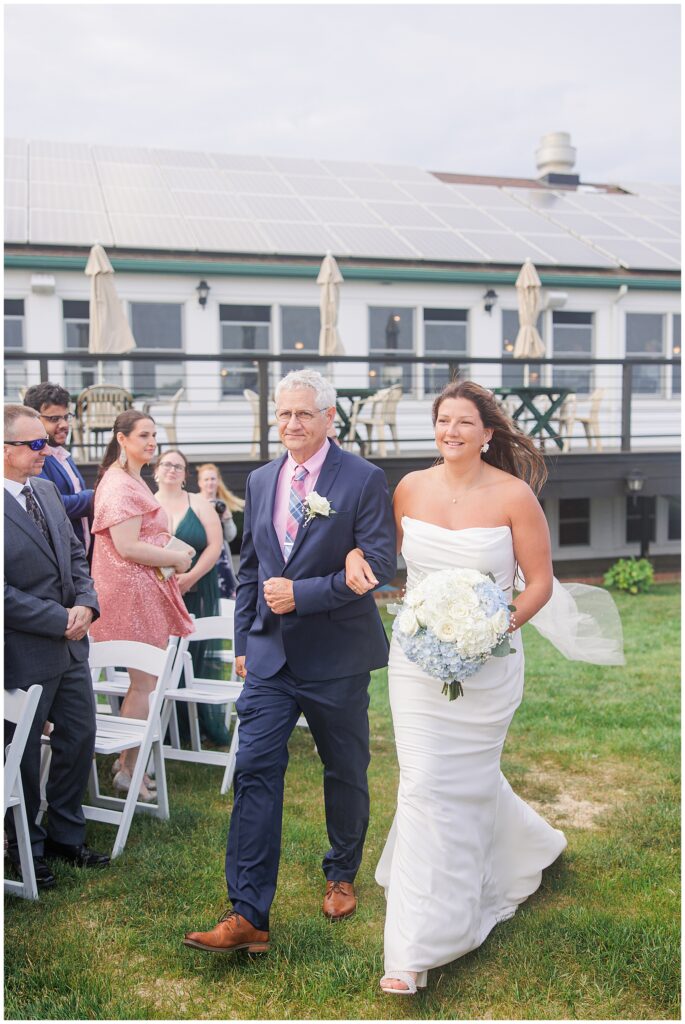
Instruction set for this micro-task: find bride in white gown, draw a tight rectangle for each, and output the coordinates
[345,380,622,996]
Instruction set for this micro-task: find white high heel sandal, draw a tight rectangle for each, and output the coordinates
[379,971,427,995]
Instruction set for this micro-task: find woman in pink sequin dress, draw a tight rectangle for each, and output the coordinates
[91,411,194,800]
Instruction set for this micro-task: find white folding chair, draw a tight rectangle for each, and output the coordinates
[40,640,180,859]
[162,613,242,794]
[4,685,43,900]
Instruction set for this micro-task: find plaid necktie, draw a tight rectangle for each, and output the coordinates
[21,485,54,550]
[284,466,308,560]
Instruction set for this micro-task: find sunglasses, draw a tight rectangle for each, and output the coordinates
[5,438,49,451]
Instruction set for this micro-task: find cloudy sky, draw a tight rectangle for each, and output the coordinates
[4,3,681,184]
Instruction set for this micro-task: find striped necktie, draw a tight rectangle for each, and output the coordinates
[284,466,308,560]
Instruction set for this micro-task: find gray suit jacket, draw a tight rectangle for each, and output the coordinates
[4,476,100,687]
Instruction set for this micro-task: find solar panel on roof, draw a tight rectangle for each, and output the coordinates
[304,197,381,225]
[399,229,486,261]
[32,182,104,212]
[396,181,464,204]
[368,202,444,229]
[109,213,196,249]
[242,194,316,222]
[598,213,678,239]
[31,140,91,160]
[346,178,409,201]
[101,186,179,216]
[30,209,113,246]
[458,231,551,263]
[92,145,152,164]
[5,138,27,156]
[173,191,249,219]
[260,221,345,256]
[5,155,27,180]
[283,175,352,198]
[153,149,213,168]
[160,166,225,191]
[541,210,629,236]
[329,224,418,258]
[4,181,26,207]
[448,185,522,208]
[646,239,680,263]
[486,207,560,234]
[650,217,680,236]
[187,218,273,253]
[522,234,618,267]
[427,205,503,231]
[265,156,327,175]
[30,158,98,185]
[209,153,272,172]
[376,164,436,183]
[4,207,27,243]
[96,163,164,189]
[320,160,385,179]
[222,170,293,195]
[591,238,680,270]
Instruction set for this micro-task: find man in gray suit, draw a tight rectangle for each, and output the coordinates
[4,404,109,888]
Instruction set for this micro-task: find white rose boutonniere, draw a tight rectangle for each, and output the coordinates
[302,491,336,526]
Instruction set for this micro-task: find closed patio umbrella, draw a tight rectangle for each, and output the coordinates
[513,259,545,361]
[317,251,345,357]
[85,243,136,382]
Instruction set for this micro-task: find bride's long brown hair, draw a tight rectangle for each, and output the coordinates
[431,381,547,495]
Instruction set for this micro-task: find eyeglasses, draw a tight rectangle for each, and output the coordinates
[40,413,73,424]
[276,409,325,424]
[159,461,186,472]
[5,438,49,451]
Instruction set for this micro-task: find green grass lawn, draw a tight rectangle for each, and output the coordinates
[5,585,680,1020]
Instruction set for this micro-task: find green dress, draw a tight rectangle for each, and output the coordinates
[175,496,230,746]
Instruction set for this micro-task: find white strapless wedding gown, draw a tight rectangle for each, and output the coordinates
[376,517,568,982]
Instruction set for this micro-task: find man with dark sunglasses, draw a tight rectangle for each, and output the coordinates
[24,382,93,556]
[4,403,107,888]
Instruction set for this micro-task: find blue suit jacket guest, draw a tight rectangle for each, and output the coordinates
[39,451,93,552]
[234,442,396,681]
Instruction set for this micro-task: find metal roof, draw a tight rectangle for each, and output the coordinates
[4,139,680,271]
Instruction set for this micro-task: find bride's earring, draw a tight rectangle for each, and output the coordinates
[480,441,490,454]
[119,446,128,468]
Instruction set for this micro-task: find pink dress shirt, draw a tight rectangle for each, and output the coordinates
[272,439,330,558]
[47,446,90,553]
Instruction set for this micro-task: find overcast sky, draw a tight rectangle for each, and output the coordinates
[4,3,681,184]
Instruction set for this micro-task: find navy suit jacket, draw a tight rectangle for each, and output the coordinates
[234,443,396,681]
[39,450,93,551]
[4,477,100,687]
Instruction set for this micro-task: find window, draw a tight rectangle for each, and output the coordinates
[626,496,656,544]
[558,497,590,546]
[369,307,413,391]
[63,300,124,393]
[667,497,681,541]
[501,310,543,387]
[4,299,26,399]
[552,311,593,394]
[220,304,270,396]
[423,308,467,394]
[626,313,664,395]
[672,314,680,396]
[129,302,183,396]
[281,307,319,354]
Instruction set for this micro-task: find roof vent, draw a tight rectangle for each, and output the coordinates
[535,131,580,187]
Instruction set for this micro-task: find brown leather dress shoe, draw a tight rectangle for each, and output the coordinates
[322,880,357,920]
[183,910,269,953]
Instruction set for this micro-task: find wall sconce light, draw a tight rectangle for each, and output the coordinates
[294,340,305,350]
[483,289,498,315]
[196,280,210,309]
[625,469,645,494]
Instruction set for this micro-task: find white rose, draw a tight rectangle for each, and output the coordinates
[492,608,509,634]
[306,492,331,517]
[398,609,419,637]
[433,618,458,643]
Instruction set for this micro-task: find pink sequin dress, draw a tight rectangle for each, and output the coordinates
[90,468,194,648]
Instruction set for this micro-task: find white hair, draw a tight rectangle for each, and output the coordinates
[274,368,336,409]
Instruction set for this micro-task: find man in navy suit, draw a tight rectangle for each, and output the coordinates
[185,369,396,954]
[24,382,93,555]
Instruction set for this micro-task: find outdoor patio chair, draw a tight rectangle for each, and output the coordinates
[143,386,184,448]
[356,384,402,457]
[243,388,278,457]
[74,384,134,459]
[161,611,242,795]
[575,388,605,451]
[4,685,43,900]
[40,639,179,859]
[554,393,577,453]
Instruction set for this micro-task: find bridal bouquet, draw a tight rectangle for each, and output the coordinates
[390,568,516,700]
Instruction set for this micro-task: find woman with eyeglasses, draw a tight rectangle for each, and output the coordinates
[90,411,194,801]
[196,462,245,600]
[154,451,229,745]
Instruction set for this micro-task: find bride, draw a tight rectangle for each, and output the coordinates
[346,380,578,995]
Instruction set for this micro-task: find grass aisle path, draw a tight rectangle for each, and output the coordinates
[4,585,680,1020]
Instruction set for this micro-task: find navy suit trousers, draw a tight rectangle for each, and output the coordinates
[226,664,371,930]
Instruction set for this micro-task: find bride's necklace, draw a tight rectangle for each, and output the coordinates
[443,468,484,504]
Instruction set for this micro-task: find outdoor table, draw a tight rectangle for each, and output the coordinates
[492,386,572,450]
[335,387,378,450]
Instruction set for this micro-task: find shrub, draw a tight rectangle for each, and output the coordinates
[604,557,655,595]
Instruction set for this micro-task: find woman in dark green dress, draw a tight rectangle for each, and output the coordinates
[154,450,230,744]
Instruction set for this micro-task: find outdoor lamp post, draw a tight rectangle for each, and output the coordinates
[483,289,498,315]
[625,469,650,558]
[196,280,210,309]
